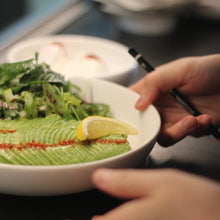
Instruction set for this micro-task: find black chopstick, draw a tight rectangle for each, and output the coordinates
[128,48,220,140]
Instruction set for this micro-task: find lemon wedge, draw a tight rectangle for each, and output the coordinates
[76,116,139,141]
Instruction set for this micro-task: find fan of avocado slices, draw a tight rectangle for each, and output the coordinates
[0,54,131,165]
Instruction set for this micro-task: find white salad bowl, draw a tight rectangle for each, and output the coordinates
[0,77,160,196]
[7,35,138,85]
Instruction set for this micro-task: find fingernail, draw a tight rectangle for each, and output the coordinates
[93,169,112,188]
[135,95,148,110]
[201,115,211,128]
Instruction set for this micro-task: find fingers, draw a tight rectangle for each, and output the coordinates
[129,78,144,94]
[158,114,212,146]
[92,169,148,199]
[91,168,155,220]
[92,169,164,199]
[92,167,220,220]
[135,87,160,110]
[131,74,162,111]
[130,57,194,111]
[158,115,198,146]
[91,168,188,220]
[129,78,159,111]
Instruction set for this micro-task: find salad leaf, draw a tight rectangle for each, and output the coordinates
[43,83,70,118]
[20,63,66,85]
[3,88,18,103]
[0,59,34,85]
[22,91,38,119]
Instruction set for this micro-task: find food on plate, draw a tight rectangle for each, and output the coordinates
[37,42,109,77]
[0,55,137,165]
[37,42,68,72]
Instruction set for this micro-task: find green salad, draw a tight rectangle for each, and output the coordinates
[0,54,109,120]
[0,55,131,165]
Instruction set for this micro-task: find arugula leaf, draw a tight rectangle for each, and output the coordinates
[20,63,65,85]
[0,59,34,85]
[43,83,73,119]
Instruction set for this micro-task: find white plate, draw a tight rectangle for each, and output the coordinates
[7,35,138,85]
[0,77,160,196]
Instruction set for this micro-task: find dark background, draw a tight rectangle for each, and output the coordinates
[0,1,220,220]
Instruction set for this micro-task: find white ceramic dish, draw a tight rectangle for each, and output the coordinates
[95,0,199,35]
[0,77,160,196]
[7,35,138,85]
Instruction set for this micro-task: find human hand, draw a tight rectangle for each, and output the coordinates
[92,168,220,220]
[130,54,220,146]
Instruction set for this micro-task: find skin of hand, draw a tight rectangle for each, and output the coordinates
[129,54,220,146]
[91,168,220,220]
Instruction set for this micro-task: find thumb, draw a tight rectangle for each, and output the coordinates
[134,59,189,110]
[92,168,163,199]
[135,85,160,111]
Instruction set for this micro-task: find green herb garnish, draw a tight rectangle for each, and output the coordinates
[0,54,110,120]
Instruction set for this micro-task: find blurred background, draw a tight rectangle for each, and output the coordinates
[1,0,220,65]
[0,0,220,178]
[0,1,220,220]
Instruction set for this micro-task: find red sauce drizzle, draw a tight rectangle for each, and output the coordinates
[0,128,17,134]
[0,138,127,151]
[0,139,77,151]
[96,139,128,145]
